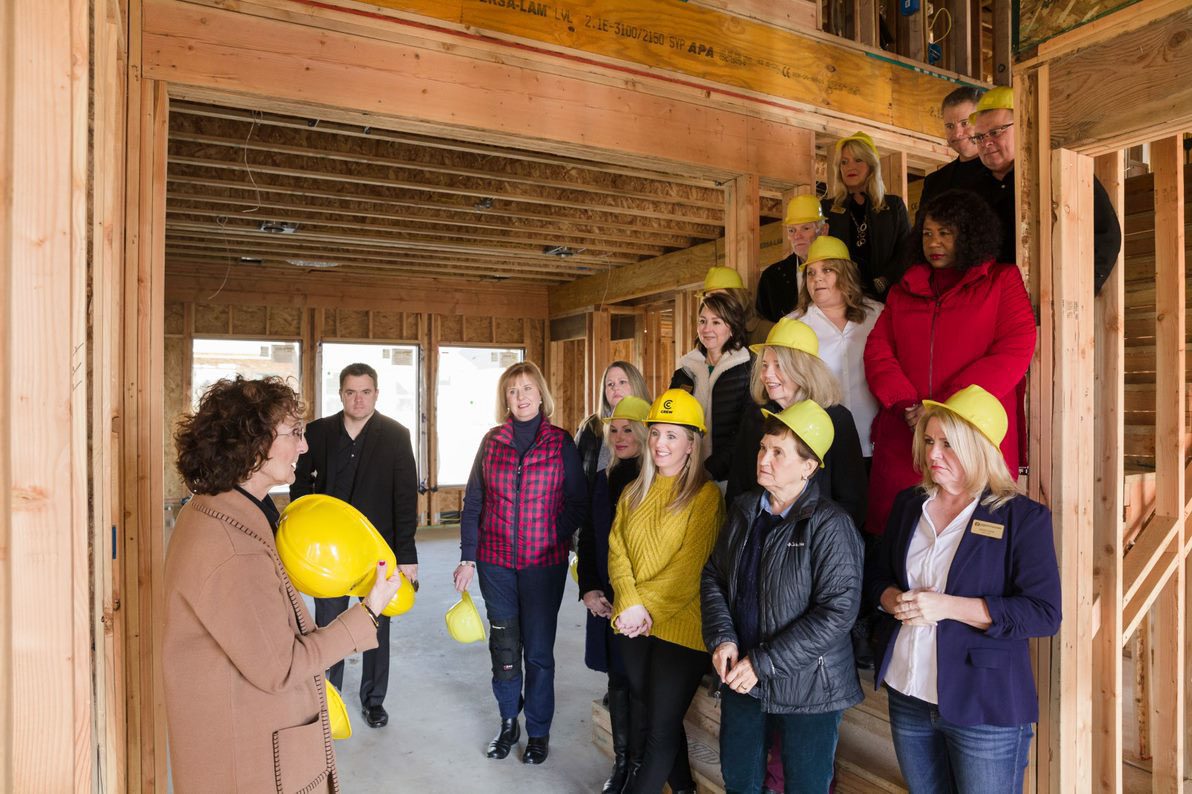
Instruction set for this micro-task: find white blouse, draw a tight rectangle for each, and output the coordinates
[883,494,980,704]
[788,298,882,455]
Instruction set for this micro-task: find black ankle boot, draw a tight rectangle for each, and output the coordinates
[485,718,519,759]
[603,684,631,793]
[620,688,647,793]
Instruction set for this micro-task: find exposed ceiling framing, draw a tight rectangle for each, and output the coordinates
[166,102,785,286]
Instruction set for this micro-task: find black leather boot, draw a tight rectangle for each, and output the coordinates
[620,688,648,793]
[485,718,520,759]
[522,734,549,764]
[603,683,632,793]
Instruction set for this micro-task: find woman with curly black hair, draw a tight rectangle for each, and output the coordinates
[863,190,1036,537]
[163,376,403,793]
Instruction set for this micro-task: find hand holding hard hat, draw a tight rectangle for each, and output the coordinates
[445,591,487,644]
[276,494,416,617]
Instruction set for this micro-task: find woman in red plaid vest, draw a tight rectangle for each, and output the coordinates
[453,361,588,766]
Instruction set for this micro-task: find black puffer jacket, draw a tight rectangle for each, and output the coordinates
[575,414,604,489]
[701,481,864,714]
[671,349,755,482]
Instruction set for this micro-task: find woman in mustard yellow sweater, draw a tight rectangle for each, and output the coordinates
[608,389,726,794]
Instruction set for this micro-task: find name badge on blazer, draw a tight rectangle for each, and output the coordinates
[971,520,1005,540]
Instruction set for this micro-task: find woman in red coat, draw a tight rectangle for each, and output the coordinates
[863,189,1035,536]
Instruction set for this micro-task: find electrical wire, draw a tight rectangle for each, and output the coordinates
[240,110,264,214]
[929,7,953,44]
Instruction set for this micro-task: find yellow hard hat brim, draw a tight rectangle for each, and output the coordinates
[920,399,1005,447]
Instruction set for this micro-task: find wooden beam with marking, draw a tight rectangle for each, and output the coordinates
[726,174,761,293]
[1047,9,1192,155]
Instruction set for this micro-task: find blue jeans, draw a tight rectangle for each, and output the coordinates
[719,687,842,793]
[886,686,1033,794]
[476,561,566,737]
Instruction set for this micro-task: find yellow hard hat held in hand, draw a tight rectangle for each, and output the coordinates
[276,494,416,617]
[445,591,487,644]
[325,680,352,740]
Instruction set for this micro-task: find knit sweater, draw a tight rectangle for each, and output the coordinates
[608,475,725,652]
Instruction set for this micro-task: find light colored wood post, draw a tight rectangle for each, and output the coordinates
[1149,133,1186,790]
[880,150,908,203]
[122,76,169,791]
[586,308,612,418]
[1047,147,1096,794]
[725,174,761,293]
[3,0,94,786]
[1092,150,1125,794]
[945,0,973,77]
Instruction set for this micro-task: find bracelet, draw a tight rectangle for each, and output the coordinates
[458,561,476,568]
[360,602,379,629]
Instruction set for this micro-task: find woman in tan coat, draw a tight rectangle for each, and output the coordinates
[164,376,402,793]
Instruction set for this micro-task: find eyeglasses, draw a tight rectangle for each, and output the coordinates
[278,425,305,440]
[969,123,1013,147]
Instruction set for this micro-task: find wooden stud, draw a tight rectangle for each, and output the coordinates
[586,309,612,419]
[1092,150,1125,794]
[880,151,909,203]
[992,0,1012,86]
[1047,147,1096,794]
[1149,133,1187,790]
[945,0,973,78]
[726,174,761,293]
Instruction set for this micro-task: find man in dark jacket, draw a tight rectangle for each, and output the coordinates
[967,86,1122,292]
[291,362,419,729]
[914,86,988,225]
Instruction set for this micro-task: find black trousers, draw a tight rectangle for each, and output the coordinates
[315,596,389,708]
[617,635,708,794]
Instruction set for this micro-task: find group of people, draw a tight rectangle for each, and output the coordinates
[158,83,1090,794]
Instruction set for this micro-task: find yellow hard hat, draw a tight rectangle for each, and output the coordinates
[922,384,1008,447]
[646,389,707,434]
[968,86,1013,124]
[276,495,415,617]
[801,235,853,270]
[761,399,835,465]
[835,131,878,158]
[602,395,651,424]
[750,317,819,356]
[445,590,486,644]
[784,195,826,226]
[702,266,745,293]
[326,680,351,740]
[569,551,579,584]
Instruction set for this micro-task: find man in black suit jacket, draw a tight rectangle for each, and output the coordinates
[291,362,418,728]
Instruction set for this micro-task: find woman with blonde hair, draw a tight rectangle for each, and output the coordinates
[867,386,1061,793]
[822,131,911,300]
[575,361,650,488]
[726,318,866,529]
[608,389,725,794]
[788,235,883,461]
[454,361,588,765]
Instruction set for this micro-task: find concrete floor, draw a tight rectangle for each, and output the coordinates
[312,526,611,793]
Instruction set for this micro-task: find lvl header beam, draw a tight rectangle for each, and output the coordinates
[307,0,963,139]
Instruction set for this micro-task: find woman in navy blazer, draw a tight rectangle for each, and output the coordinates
[865,385,1061,793]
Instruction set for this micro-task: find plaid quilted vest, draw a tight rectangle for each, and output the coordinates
[478,418,568,568]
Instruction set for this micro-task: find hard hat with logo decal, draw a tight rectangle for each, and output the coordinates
[968,85,1013,125]
[602,394,651,424]
[701,266,745,294]
[749,317,819,357]
[834,131,878,158]
[445,590,487,644]
[326,680,352,740]
[800,236,853,270]
[784,194,827,226]
[646,389,707,434]
[761,399,835,465]
[921,384,1008,447]
[276,494,415,617]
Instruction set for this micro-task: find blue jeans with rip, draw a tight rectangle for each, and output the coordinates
[886,686,1033,794]
[718,687,842,793]
[476,561,567,737]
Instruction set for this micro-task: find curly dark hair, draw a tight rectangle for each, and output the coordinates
[695,290,750,355]
[175,376,305,495]
[911,189,1004,271]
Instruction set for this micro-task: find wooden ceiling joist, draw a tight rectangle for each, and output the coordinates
[164,193,701,249]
